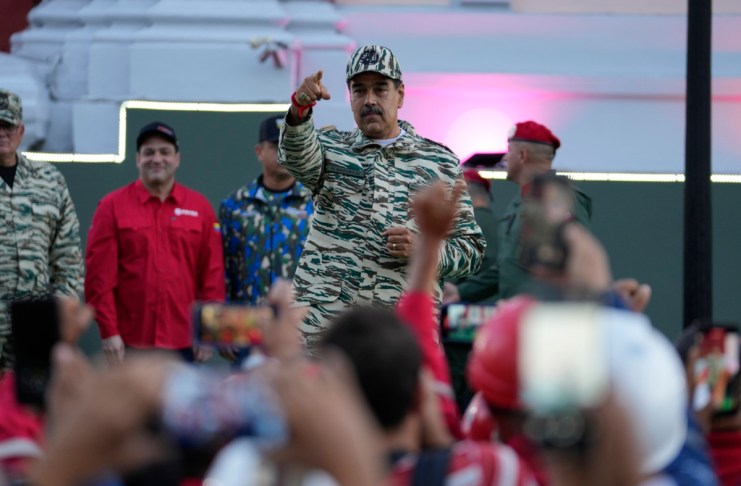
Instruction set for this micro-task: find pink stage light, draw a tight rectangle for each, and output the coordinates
[402,73,553,164]
[443,108,514,163]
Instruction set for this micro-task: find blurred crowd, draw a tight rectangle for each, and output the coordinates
[0,44,740,486]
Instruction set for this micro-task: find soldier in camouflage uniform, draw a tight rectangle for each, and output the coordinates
[280,45,486,351]
[0,89,84,370]
[220,115,314,304]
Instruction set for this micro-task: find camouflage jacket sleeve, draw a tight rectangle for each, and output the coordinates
[50,175,83,298]
[277,114,324,191]
[437,182,487,280]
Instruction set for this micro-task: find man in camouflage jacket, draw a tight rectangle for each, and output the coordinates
[0,89,83,370]
[279,45,486,350]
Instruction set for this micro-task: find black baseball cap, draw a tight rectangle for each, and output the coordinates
[137,121,179,151]
[259,115,284,143]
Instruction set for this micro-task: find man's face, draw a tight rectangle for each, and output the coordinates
[256,141,292,179]
[136,136,180,187]
[504,141,524,181]
[0,121,24,158]
[349,72,404,140]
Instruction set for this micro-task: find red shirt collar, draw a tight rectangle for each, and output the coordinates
[520,183,532,198]
[134,179,183,204]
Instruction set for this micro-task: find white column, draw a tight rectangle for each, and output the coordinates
[0,54,50,151]
[128,0,293,102]
[11,0,91,63]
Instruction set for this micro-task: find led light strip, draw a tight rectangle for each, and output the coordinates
[479,170,741,184]
[23,100,290,164]
[18,99,741,184]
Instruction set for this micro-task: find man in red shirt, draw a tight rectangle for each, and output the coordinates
[85,122,225,365]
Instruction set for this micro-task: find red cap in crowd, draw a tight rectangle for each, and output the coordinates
[508,121,561,150]
[467,296,537,410]
[462,169,491,192]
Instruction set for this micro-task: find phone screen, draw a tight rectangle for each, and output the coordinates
[520,303,608,413]
[441,304,497,343]
[695,326,739,415]
[193,303,274,348]
[11,296,60,409]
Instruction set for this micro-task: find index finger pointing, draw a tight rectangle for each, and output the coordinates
[314,70,323,83]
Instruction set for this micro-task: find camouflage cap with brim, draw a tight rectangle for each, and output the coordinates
[346,45,402,82]
[0,89,22,126]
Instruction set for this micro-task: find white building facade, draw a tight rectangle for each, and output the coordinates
[3,0,741,173]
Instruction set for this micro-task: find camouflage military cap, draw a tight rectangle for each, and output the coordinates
[0,89,22,126]
[346,45,402,82]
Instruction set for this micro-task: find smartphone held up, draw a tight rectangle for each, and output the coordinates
[192,302,275,350]
[10,295,60,410]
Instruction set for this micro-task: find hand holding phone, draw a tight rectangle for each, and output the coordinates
[694,324,740,416]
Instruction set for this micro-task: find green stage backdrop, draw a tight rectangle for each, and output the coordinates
[53,107,741,353]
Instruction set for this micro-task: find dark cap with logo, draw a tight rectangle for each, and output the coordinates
[346,45,402,82]
[259,114,284,143]
[136,121,179,151]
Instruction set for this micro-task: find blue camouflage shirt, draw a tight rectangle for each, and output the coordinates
[220,176,314,304]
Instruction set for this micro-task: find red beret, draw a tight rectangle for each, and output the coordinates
[463,169,491,192]
[508,121,561,150]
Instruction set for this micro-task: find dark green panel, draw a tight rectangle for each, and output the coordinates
[51,107,741,352]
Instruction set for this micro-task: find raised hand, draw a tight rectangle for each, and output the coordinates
[412,179,465,240]
[295,71,331,106]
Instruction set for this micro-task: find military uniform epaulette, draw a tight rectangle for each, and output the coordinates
[319,125,336,133]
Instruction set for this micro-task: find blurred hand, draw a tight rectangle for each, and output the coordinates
[101,335,125,367]
[260,279,307,360]
[612,278,652,313]
[35,344,176,486]
[562,223,612,294]
[267,352,382,486]
[57,298,93,345]
[412,179,465,240]
[442,282,461,304]
[382,226,417,259]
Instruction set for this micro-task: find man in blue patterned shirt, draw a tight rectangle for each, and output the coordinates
[220,115,314,308]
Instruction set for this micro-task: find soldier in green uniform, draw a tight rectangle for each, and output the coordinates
[445,121,592,306]
[499,121,592,298]
[441,121,591,410]
[0,89,84,370]
[279,45,486,351]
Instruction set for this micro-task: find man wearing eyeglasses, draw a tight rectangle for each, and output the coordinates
[0,89,83,370]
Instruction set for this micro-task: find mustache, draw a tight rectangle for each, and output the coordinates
[361,106,383,118]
